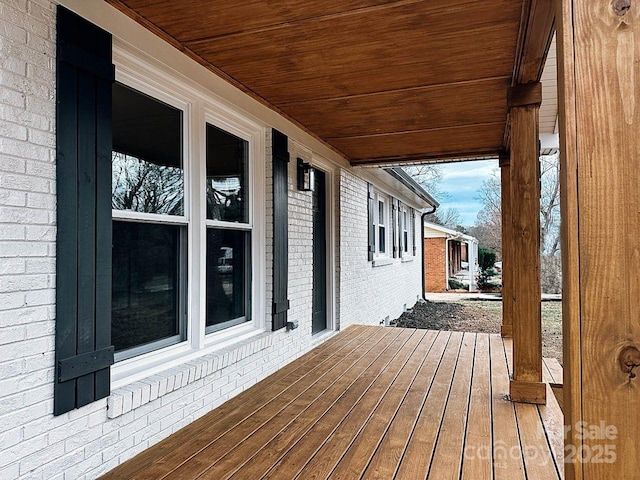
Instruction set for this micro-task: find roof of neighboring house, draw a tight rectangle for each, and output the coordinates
[423,221,478,243]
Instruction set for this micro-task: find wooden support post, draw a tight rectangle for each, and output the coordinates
[558,0,640,477]
[499,152,513,338]
[508,82,546,405]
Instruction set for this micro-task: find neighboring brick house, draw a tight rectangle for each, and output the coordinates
[423,222,479,292]
[0,2,438,478]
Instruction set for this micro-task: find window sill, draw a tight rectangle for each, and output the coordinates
[372,257,394,267]
[401,256,414,263]
[106,330,272,419]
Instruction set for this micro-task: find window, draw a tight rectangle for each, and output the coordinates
[403,210,409,253]
[108,49,265,386]
[377,199,386,254]
[111,82,188,361]
[205,123,252,333]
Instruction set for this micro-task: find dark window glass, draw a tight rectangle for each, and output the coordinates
[206,228,250,331]
[112,83,184,215]
[206,124,248,223]
[379,226,386,253]
[404,232,409,252]
[112,221,185,355]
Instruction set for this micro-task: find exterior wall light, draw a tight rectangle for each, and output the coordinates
[297,158,315,191]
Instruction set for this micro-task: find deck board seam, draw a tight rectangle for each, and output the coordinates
[260,329,432,479]
[535,403,563,479]
[347,330,442,479]
[391,330,455,480]
[424,331,466,478]
[205,328,415,479]
[458,333,479,479]
[285,330,441,480]
[160,328,403,480]
[104,326,371,479]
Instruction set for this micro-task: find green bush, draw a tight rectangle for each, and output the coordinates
[448,278,465,290]
[477,247,497,291]
[478,247,496,271]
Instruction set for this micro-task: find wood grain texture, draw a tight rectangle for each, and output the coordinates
[100,327,561,480]
[555,0,581,477]
[490,335,526,480]
[509,102,545,403]
[331,123,505,162]
[560,0,640,478]
[105,0,528,164]
[461,334,493,480]
[280,77,511,139]
[500,155,514,338]
[513,0,556,84]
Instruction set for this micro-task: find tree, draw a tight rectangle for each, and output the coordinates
[471,154,562,293]
[403,164,444,198]
[112,152,183,215]
[404,165,462,228]
[468,171,502,258]
[539,153,562,293]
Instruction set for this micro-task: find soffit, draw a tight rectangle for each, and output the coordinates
[106,0,544,164]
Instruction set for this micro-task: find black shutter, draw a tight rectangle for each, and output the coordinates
[411,208,417,256]
[55,6,114,416]
[272,129,290,331]
[367,183,375,261]
[392,198,398,258]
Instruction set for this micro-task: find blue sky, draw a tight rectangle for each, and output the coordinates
[437,159,499,227]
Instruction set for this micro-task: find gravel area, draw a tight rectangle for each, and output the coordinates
[394,299,563,364]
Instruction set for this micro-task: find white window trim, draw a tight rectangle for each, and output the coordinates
[402,207,409,254]
[375,192,389,258]
[110,44,267,388]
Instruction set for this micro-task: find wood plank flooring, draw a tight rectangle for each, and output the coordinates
[101,326,564,480]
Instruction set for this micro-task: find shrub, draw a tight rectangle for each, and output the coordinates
[448,278,465,290]
[477,247,497,291]
[478,247,496,271]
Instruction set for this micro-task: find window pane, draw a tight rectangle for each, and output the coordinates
[112,83,184,215]
[378,201,384,224]
[112,221,184,355]
[379,226,386,253]
[206,124,248,223]
[206,228,250,330]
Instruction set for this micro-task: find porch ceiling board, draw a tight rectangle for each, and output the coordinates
[106,0,528,164]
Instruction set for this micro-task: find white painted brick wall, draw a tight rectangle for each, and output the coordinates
[0,2,424,478]
[337,169,423,329]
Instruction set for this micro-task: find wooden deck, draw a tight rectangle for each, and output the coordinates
[102,326,564,479]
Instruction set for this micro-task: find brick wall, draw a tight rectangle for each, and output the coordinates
[0,2,426,478]
[337,169,423,328]
[424,237,447,292]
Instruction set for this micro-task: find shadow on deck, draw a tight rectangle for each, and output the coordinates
[101,325,564,479]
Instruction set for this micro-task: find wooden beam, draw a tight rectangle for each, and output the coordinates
[499,151,513,338]
[507,82,543,108]
[513,0,556,84]
[505,0,555,150]
[508,99,545,405]
[556,0,581,477]
[558,0,640,478]
[349,149,499,166]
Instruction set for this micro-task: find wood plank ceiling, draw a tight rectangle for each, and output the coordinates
[106,0,527,165]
